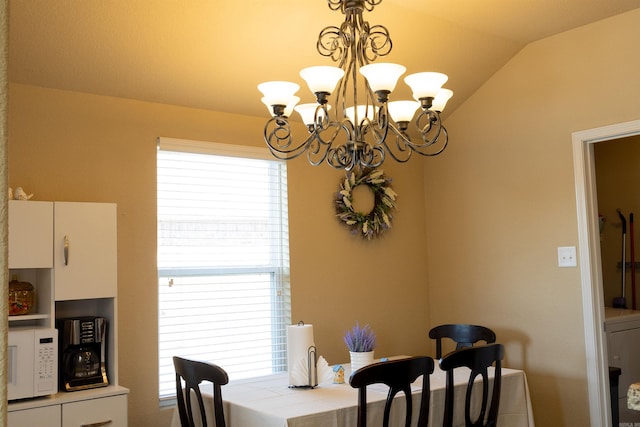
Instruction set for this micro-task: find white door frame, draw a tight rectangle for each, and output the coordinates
[573,119,640,426]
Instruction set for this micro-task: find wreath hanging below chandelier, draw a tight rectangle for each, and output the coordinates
[335,168,397,240]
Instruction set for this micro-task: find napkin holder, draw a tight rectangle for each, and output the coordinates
[290,345,318,388]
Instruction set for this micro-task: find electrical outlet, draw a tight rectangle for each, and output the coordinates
[558,246,577,267]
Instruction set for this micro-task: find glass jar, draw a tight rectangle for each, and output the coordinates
[9,278,35,315]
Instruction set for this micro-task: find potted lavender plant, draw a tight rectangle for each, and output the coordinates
[344,322,377,372]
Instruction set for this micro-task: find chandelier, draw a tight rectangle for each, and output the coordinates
[258,0,453,171]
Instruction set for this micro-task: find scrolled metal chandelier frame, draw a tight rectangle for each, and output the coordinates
[258,0,453,171]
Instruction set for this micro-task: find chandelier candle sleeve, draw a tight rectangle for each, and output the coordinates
[295,103,331,127]
[258,81,300,114]
[300,66,345,99]
[257,0,453,170]
[262,96,300,117]
[388,100,420,123]
[405,72,449,100]
[359,63,406,100]
[431,88,454,112]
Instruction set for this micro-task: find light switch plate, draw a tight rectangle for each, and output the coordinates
[558,246,577,267]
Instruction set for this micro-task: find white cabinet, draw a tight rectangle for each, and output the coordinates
[62,394,127,427]
[7,201,127,426]
[54,202,117,301]
[8,200,54,269]
[8,404,61,427]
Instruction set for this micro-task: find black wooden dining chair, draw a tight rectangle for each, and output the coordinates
[439,343,505,427]
[429,324,496,359]
[349,356,435,427]
[173,356,229,427]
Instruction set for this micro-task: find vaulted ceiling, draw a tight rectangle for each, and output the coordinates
[8,0,640,120]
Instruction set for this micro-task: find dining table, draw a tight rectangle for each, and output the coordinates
[169,359,535,427]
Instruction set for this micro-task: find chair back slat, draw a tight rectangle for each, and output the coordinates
[429,324,496,359]
[349,356,434,427]
[174,356,229,427]
[439,343,504,427]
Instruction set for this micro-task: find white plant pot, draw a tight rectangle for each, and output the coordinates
[350,350,374,373]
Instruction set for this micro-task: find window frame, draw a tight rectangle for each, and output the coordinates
[156,137,291,403]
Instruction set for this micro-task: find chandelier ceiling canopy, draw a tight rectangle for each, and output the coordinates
[258,0,453,171]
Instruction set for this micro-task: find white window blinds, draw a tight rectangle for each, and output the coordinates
[157,138,291,400]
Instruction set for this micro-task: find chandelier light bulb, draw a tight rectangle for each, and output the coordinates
[294,103,331,126]
[359,63,406,94]
[257,81,301,107]
[387,100,420,123]
[404,72,448,100]
[300,66,345,98]
[345,105,378,125]
[431,88,454,112]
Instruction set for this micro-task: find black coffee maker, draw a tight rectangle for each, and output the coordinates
[59,317,109,391]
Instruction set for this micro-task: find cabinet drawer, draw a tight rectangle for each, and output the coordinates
[8,404,61,427]
[62,395,127,427]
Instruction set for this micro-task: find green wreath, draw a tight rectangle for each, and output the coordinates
[335,168,397,240]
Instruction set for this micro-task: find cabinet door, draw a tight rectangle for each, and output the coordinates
[8,200,54,269]
[62,395,127,427]
[8,404,61,427]
[54,202,117,301]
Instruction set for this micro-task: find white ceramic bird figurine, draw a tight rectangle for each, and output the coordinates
[13,187,33,200]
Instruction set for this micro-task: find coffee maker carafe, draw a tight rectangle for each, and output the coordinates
[59,317,109,391]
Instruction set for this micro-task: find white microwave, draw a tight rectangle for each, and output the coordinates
[8,328,58,401]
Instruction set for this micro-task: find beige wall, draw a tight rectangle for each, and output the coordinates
[7,85,430,425]
[424,8,640,426]
[594,135,640,308]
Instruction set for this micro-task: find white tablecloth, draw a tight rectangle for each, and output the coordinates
[170,363,535,427]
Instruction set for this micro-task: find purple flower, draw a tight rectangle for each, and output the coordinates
[344,322,376,352]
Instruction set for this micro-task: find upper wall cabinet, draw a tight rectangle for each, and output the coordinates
[8,200,54,269]
[54,202,117,301]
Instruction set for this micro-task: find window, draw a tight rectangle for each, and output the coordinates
[157,137,291,401]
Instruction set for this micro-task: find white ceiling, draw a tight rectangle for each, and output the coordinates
[8,0,640,119]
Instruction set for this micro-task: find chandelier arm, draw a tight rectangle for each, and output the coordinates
[264,116,323,160]
[376,123,413,163]
[411,126,449,157]
[363,0,380,11]
[325,121,361,170]
[363,24,391,62]
[318,25,345,63]
[327,141,360,170]
[374,104,389,139]
[327,0,342,11]
[412,110,446,148]
[315,120,348,145]
[358,142,385,169]
[305,136,332,166]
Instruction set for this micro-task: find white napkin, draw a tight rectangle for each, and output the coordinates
[290,355,333,386]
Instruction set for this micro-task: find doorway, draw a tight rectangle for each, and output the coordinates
[573,119,640,426]
[595,136,640,310]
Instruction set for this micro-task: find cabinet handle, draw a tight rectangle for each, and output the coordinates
[64,235,70,265]
[80,421,113,427]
